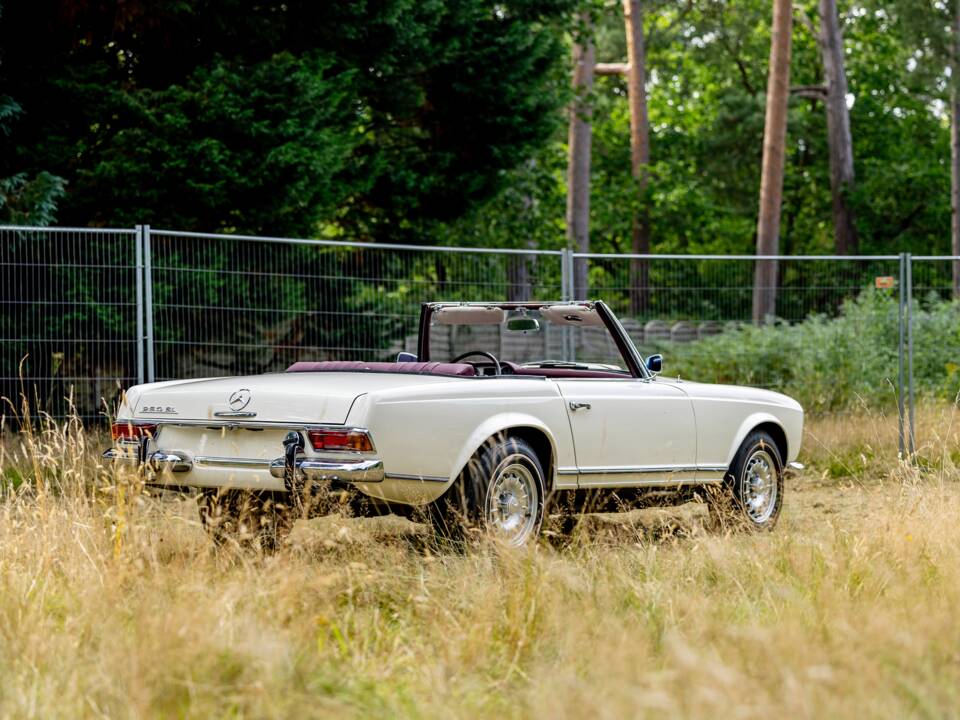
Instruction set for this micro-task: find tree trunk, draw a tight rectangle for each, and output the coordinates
[753,0,793,324]
[567,18,594,301]
[819,0,857,255]
[624,0,651,316]
[952,0,960,297]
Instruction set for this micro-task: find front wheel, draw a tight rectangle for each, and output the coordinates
[708,431,784,531]
[429,436,546,547]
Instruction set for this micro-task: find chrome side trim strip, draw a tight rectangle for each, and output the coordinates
[384,473,448,483]
[573,465,729,475]
[556,467,579,476]
[578,475,723,489]
[577,465,701,475]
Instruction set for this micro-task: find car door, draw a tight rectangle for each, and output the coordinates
[554,377,698,487]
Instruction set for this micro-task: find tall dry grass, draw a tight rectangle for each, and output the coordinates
[1,407,960,718]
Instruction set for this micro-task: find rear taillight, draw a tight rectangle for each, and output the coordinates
[111,421,158,442]
[307,428,374,452]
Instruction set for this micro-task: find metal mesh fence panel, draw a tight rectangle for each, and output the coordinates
[0,222,917,425]
[907,257,960,413]
[148,230,564,380]
[0,226,141,421]
[577,253,904,409]
[911,256,957,303]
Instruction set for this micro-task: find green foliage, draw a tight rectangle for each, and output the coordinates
[461,0,954,257]
[0,92,65,226]
[658,290,960,413]
[0,0,576,240]
[0,172,67,227]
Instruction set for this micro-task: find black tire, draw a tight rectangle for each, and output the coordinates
[428,436,546,547]
[707,430,784,532]
[197,489,295,552]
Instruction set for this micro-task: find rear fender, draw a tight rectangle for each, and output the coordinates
[450,413,558,485]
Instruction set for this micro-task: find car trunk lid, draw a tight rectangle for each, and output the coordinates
[131,371,460,425]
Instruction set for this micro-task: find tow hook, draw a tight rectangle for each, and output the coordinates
[282,431,305,492]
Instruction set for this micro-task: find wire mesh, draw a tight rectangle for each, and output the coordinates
[578,253,904,402]
[0,222,915,424]
[0,226,140,421]
[911,257,958,303]
[148,230,564,380]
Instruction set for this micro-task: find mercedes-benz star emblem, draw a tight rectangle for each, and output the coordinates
[228,389,252,411]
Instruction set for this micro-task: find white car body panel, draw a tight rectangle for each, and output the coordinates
[109,302,804,507]
[555,378,699,486]
[115,373,803,505]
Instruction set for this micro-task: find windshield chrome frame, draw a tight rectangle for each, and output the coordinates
[417,301,648,379]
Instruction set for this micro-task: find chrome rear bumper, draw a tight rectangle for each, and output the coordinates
[102,447,192,472]
[268,457,384,483]
[102,447,384,484]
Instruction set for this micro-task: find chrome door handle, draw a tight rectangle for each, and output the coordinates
[569,401,591,412]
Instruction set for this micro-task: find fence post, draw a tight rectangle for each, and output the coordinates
[898,252,906,458]
[560,248,575,361]
[143,224,155,383]
[906,252,915,456]
[135,226,145,385]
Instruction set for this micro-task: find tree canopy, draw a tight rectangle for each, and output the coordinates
[1,1,957,256]
[450,0,955,258]
[0,0,576,239]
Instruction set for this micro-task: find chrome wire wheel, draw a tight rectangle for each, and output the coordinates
[486,456,539,546]
[740,449,778,524]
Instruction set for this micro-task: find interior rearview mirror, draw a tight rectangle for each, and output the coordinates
[645,354,663,374]
[505,317,541,333]
[397,351,418,362]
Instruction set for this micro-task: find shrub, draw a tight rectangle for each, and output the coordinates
[654,290,960,413]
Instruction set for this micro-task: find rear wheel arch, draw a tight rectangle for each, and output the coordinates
[501,427,554,491]
[450,415,559,487]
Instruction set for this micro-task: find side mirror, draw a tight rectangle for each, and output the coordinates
[645,354,663,375]
[397,352,418,363]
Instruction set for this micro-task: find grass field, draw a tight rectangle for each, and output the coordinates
[2,406,960,718]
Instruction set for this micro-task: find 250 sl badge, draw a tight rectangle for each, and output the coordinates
[139,405,178,415]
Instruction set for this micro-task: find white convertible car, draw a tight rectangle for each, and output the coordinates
[105,301,803,547]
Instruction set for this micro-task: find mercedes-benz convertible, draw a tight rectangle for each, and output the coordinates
[105,300,804,547]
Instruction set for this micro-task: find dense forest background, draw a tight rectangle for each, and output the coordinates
[1,0,956,256]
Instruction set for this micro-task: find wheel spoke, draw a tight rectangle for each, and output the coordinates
[742,449,778,523]
[487,459,539,546]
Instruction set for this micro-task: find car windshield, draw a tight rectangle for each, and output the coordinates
[428,304,629,373]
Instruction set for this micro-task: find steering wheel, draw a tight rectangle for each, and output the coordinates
[451,350,502,376]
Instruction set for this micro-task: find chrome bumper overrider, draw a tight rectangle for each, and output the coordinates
[268,457,384,483]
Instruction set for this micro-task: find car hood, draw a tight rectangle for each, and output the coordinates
[655,377,803,411]
[126,372,464,425]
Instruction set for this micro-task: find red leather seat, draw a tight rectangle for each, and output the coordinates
[286,361,476,377]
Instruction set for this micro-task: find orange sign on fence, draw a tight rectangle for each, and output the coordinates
[875,276,896,289]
